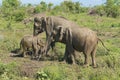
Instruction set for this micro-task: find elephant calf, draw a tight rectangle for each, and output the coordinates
[19,35,44,59]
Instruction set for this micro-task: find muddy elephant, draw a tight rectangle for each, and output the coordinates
[19,35,44,59]
[33,16,108,67]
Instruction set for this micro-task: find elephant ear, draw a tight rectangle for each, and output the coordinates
[41,17,46,29]
[66,28,72,46]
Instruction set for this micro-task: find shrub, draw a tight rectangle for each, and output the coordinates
[34,5,41,14]
[13,10,26,21]
[36,71,50,80]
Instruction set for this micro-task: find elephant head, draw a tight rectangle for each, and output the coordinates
[51,26,72,46]
[33,16,53,36]
[33,17,45,36]
[33,16,55,54]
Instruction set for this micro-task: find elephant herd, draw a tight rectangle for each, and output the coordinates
[18,16,108,68]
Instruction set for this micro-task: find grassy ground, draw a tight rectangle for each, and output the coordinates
[0,13,120,80]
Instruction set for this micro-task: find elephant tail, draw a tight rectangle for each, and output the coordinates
[98,38,110,52]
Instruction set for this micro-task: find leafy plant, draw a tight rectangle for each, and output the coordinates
[36,71,50,80]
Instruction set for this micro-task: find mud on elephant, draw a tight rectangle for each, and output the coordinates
[19,35,44,59]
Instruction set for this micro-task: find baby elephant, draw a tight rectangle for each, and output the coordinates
[19,35,44,59]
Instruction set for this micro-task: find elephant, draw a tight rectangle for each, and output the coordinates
[33,16,108,67]
[19,35,44,59]
[51,26,98,67]
[33,16,80,55]
[49,26,109,67]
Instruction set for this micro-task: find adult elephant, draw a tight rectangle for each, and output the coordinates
[33,16,107,67]
[33,16,80,55]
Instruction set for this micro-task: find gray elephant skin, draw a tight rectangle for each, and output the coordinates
[19,35,44,59]
[33,16,107,67]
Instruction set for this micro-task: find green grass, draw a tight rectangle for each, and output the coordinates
[0,12,120,80]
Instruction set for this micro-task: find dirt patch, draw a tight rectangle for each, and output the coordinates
[0,52,49,78]
[19,60,45,78]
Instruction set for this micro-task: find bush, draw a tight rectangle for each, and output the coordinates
[36,71,50,80]
[34,5,41,14]
[13,10,26,21]
[105,0,120,18]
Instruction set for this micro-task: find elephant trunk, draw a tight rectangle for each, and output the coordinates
[66,28,72,45]
[43,36,52,55]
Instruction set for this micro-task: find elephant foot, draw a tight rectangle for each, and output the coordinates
[23,55,27,58]
[59,60,66,64]
[72,62,76,65]
[83,64,89,68]
[61,61,66,64]
[92,64,97,68]
[37,57,41,61]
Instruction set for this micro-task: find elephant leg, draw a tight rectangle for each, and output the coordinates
[63,45,75,64]
[70,52,76,65]
[38,53,42,61]
[23,51,25,57]
[51,42,55,51]
[83,53,89,67]
[83,48,92,67]
[21,46,25,57]
[83,41,95,67]
[51,42,57,56]
[34,48,39,59]
[63,46,68,62]
[23,48,27,57]
[31,51,34,59]
[91,46,97,68]
[44,45,51,56]
[23,51,27,57]
[70,46,76,64]
[32,44,39,59]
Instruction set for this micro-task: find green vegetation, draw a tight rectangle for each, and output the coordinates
[0,0,120,80]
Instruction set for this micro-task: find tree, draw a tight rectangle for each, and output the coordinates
[61,1,75,13]
[2,0,21,17]
[40,1,47,12]
[2,0,26,22]
[74,2,80,13]
[105,0,120,18]
[48,3,53,11]
[34,1,47,13]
